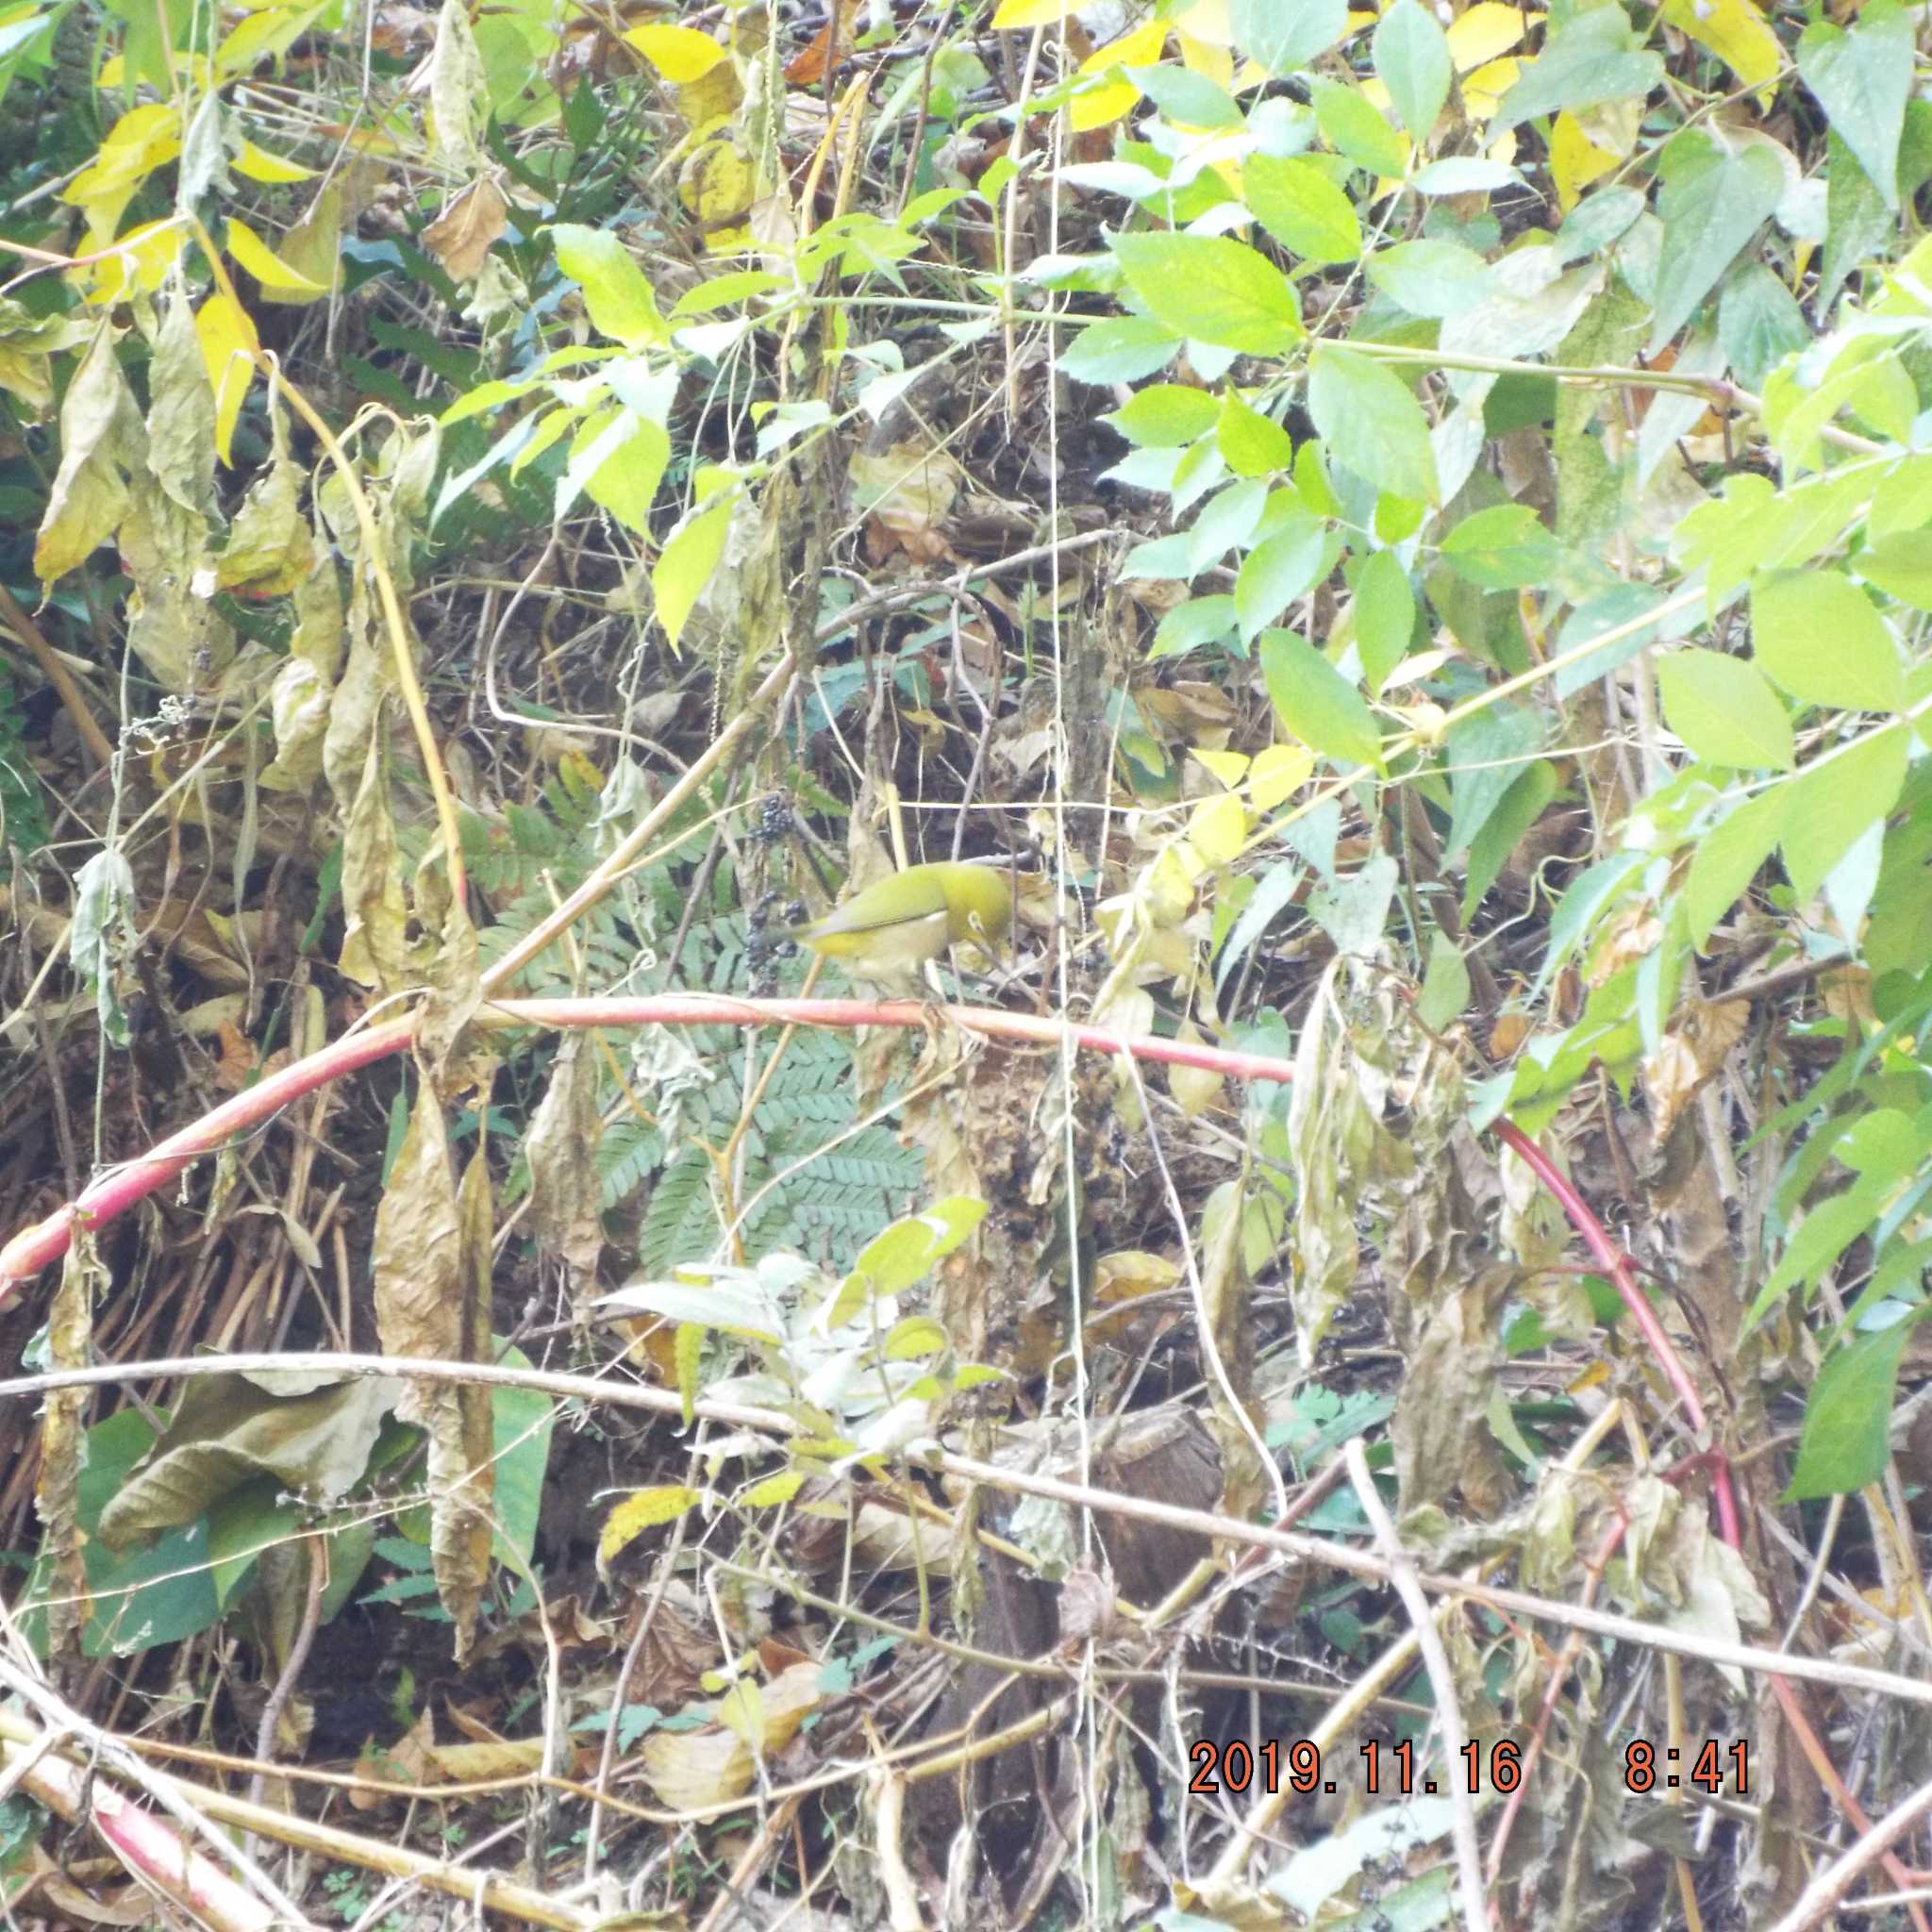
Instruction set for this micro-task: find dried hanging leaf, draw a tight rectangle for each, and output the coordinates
[34,322,143,583]
[426,0,486,172]
[423,176,508,281]
[1286,962,1376,1361]
[263,548,344,789]
[36,1234,107,1666]
[525,1031,605,1306]
[372,1090,492,1657]
[1641,996,1747,1143]
[219,402,314,595]
[338,734,412,991]
[117,470,235,693]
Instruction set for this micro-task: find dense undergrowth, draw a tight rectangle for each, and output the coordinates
[0,0,1930,1925]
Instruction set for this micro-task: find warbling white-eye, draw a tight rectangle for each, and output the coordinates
[783,861,1013,991]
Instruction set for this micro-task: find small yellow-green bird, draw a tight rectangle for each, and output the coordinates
[784,861,1013,991]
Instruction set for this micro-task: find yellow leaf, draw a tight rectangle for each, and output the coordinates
[1173,0,1235,42]
[671,59,744,131]
[216,0,328,77]
[1460,56,1521,121]
[1659,0,1780,94]
[62,103,182,244]
[717,1677,765,1747]
[1071,17,1167,130]
[679,137,757,251]
[80,218,182,306]
[1446,4,1525,71]
[1188,791,1248,868]
[743,1470,806,1507]
[226,216,325,292]
[1071,74,1140,129]
[599,1485,701,1566]
[1248,743,1313,811]
[1080,16,1167,73]
[624,21,726,79]
[991,0,1070,25]
[194,292,258,467]
[1550,109,1618,211]
[1192,748,1252,791]
[1177,29,1234,85]
[232,141,315,183]
[675,1320,702,1425]
[1146,842,1206,921]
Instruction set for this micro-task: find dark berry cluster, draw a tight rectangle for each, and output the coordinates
[753,792,795,843]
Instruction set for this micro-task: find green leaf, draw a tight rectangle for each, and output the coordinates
[549,224,668,348]
[1231,0,1349,75]
[1417,927,1472,1029]
[1779,723,1907,903]
[1752,570,1905,712]
[1745,1180,1889,1330]
[1818,125,1898,313]
[1439,504,1557,590]
[1796,0,1912,208]
[1307,346,1437,505]
[1682,786,1788,949]
[1366,237,1492,319]
[1217,389,1296,475]
[1493,7,1664,134]
[1785,1314,1922,1500]
[1105,383,1221,448]
[832,1195,988,1329]
[1411,157,1521,195]
[1554,585,1667,699]
[1464,760,1557,918]
[1656,649,1795,771]
[1246,154,1362,265]
[1307,850,1397,955]
[1260,628,1382,767]
[1216,858,1305,991]
[1649,132,1784,355]
[1853,534,1932,613]
[652,489,736,651]
[1310,77,1408,177]
[1717,263,1809,391]
[1153,595,1239,658]
[1059,315,1182,385]
[1352,549,1415,692]
[1444,706,1544,860]
[1128,63,1243,129]
[1237,516,1332,641]
[1374,0,1452,140]
[21,1409,221,1657]
[1554,186,1647,263]
[489,1344,556,1572]
[1111,233,1304,355]
[1869,455,1932,542]
[205,1481,300,1608]
[571,411,670,536]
